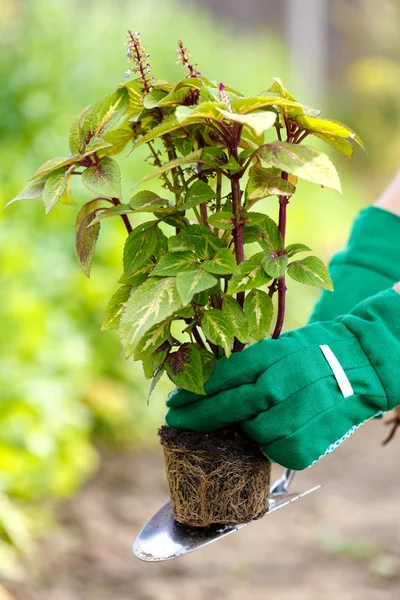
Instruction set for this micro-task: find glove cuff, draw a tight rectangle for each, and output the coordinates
[333,206,400,282]
[342,287,400,411]
[310,207,400,323]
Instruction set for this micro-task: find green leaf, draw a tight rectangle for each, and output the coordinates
[134,319,172,360]
[268,77,297,101]
[245,166,296,208]
[257,142,342,193]
[267,78,321,118]
[285,243,312,258]
[124,80,144,116]
[118,261,153,285]
[165,344,205,395]
[174,306,195,318]
[218,108,276,136]
[146,366,165,401]
[201,309,234,357]
[133,115,197,149]
[287,256,333,291]
[228,256,271,294]
[201,147,228,169]
[243,289,274,341]
[101,127,136,156]
[179,180,216,211]
[170,129,196,156]
[198,347,216,384]
[135,149,203,185]
[312,133,354,159]
[129,190,169,211]
[151,251,199,277]
[261,253,288,278]
[176,269,217,305]
[75,210,100,277]
[4,178,47,211]
[32,157,76,180]
[101,285,132,331]
[222,296,249,344]
[295,115,364,149]
[76,198,104,231]
[42,166,72,214]
[176,101,227,124]
[257,215,283,253]
[123,222,159,276]
[208,211,234,230]
[158,86,195,107]
[83,136,113,156]
[230,95,301,114]
[89,203,134,226]
[143,89,168,109]
[222,156,242,174]
[82,87,129,139]
[119,277,181,357]
[81,156,121,198]
[202,248,239,275]
[69,106,90,154]
[168,236,191,252]
[180,224,223,252]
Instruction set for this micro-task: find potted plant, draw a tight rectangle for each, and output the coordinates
[6,32,362,528]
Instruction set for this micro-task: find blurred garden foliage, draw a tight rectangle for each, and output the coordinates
[0,0,398,576]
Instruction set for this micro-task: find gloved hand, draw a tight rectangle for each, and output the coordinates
[166,288,400,470]
[309,206,400,323]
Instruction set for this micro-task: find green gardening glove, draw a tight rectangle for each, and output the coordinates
[309,207,400,323]
[166,288,400,470]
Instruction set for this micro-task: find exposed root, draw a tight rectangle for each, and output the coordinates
[159,426,271,527]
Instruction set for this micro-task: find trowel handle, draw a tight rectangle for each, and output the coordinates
[270,469,295,495]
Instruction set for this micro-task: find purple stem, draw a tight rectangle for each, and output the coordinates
[111,197,132,235]
[271,173,289,340]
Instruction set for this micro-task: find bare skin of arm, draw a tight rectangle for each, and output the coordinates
[376,170,400,216]
[374,173,400,442]
[374,167,400,442]
[382,280,400,444]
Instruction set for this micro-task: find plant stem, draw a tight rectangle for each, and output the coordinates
[200,202,211,230]
[189,322,207,350]
[294,130,310,144]
[111,197,132,234]
[216,171,222,212]
[147,142,177,194]
[271,172,289,339]
[229,123,246,352]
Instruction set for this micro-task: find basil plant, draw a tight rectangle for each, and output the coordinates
[7,32,363,398]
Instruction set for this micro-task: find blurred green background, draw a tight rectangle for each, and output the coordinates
[0,0,399,576]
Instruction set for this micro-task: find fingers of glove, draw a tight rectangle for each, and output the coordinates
[342,288,400,411]
[166,335,295,409]
[241,362,386,448]
[166,343,335,430]
[258,393,383,471]
[167,320,354,410]
[166,328,375,431]
[165,378,269,431]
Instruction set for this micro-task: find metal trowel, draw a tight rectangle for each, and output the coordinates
[133,469,320,562]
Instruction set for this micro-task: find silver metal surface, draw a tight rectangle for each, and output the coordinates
[133,469,320,562]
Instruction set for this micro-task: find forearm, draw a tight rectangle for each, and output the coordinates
[376,170,400,217]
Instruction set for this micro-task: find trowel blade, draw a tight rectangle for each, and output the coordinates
[133,485,320,562]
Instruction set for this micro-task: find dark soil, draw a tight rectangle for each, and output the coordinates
[158,425,265,458]
[3,420,400,600]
